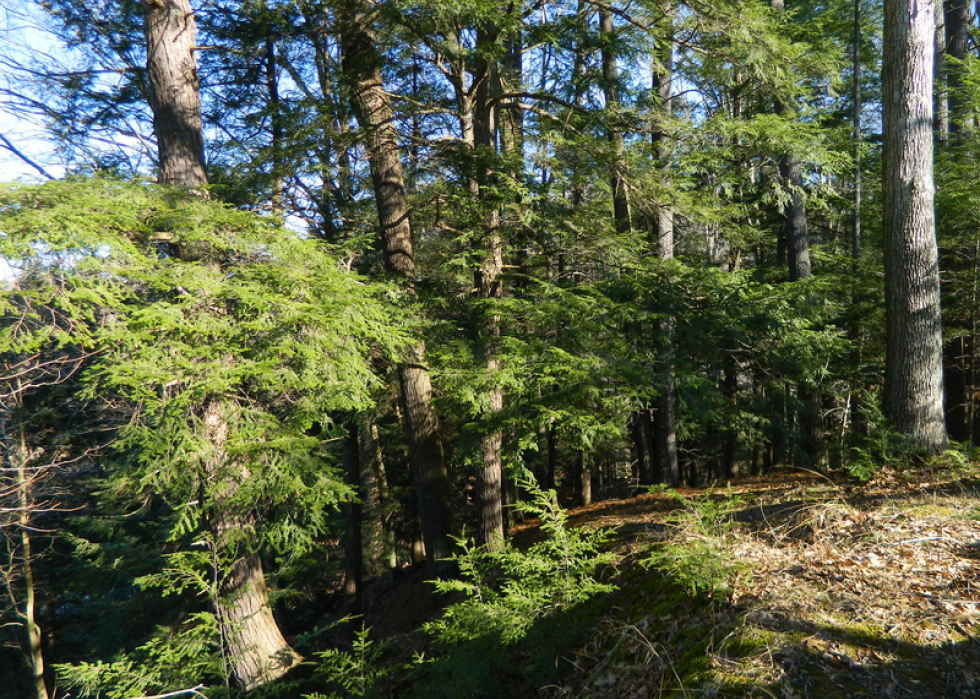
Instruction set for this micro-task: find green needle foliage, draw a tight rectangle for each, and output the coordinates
[0,175,406,694]
[427,473,618,645]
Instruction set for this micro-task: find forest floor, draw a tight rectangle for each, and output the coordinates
[539,467,980,698]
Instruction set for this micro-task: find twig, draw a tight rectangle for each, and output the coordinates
[121,686,207,699]
[0,132,55,180]
[891,536,958,546]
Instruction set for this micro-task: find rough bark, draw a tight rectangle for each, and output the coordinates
[468,23,507,552]
[337,0,456,577]
[202,401,300,691]
[143,0,208,189]
[882,0,949,451]
[142,1,300,687]
[778,154,812,282]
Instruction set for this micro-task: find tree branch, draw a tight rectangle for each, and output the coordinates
[0,133,54,180]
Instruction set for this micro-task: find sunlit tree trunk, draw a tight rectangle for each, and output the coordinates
[651,7,680,487]
[337,0,456,577]
[143,0,207,190]
[143,2,299,687]
[882,0,949,451]
[471,23,506,552]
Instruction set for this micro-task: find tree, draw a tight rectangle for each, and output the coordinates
[337,0,457,577]
[882,0,948,451]
[142,0,299,687]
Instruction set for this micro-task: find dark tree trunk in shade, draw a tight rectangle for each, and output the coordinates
[338,0,456,577]
[359,415,396,574]
[945,0,973,134]
[633,410,655,485]
[882,0,949,451]
[343,419,363,618]
[722,356,738,479]
[575,450,592,506]
[778,154,812,282]
[143,0,208,189]
[599,7,631,234]
[142,3,298,687]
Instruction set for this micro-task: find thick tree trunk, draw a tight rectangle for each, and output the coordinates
[469,24,506,552]
[882,0,949,451]
[143,2,299,687]
[143,0,207,189]
[778,154,812,282]
[202,401,300,691]
[338,0,456,577]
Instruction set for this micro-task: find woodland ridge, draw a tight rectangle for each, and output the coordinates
[1,0,980,697]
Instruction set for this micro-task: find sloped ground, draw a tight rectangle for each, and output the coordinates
[548,469,980,698]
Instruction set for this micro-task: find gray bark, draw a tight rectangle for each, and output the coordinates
[202,401,300,691]
[143,0,207,189]
[882,0,949,451]
[142,5,299,684]
[651,10,680,487]
[472,24,506,552]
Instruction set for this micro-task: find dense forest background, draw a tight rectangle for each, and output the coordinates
[1,0,979,696]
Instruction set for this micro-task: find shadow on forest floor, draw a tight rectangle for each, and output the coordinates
[527,466,980,698]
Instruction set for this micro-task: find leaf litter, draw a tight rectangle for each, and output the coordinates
[547,469,980,698]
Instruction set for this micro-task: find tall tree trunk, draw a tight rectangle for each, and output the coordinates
[343,419,363,618]
[882,0,949,451]
[337,0,456,578]
[945,0,973,134]
[471,24,506,552]
[143,4,300,686]
[652,9,680,487]
[778,153,813,282]
[143,0,208,189]
[600,7,631,233]
[202,401,301,690]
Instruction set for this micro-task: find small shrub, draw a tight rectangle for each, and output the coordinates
[306,626,387,699]
[643,489,746,602]
[426,472,619,646]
